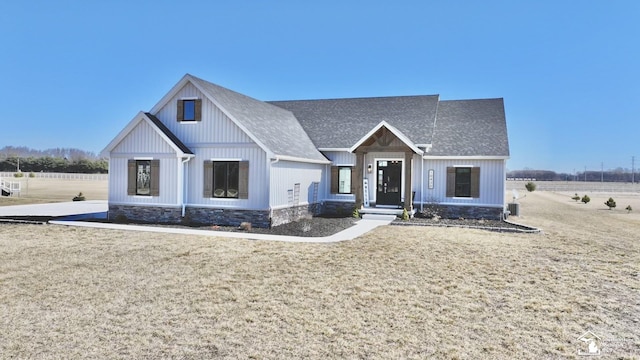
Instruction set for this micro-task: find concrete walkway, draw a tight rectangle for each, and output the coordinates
[49,215,397,243]
[1,201,396,242]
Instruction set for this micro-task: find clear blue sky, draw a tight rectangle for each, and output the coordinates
[1,1,638,174]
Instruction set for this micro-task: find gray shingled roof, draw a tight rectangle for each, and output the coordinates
[428,99,509,157]
[145,113,193,155]
[187,74,508,158]
[268,96,439,149]
[188,75,328,162]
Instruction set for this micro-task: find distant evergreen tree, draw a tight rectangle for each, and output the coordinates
[604,197,616,210]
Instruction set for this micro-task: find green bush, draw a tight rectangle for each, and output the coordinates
[571,193,581,202]
[28,172,35,178]
[604,197,616,210]
[401,208,410,221]
[581,195,590,204]
[524,181,536,192]
[13,172,24,178]
[72,192,86,201]
[352,207,360,219]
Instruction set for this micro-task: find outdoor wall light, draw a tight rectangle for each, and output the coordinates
[367,164,373,173]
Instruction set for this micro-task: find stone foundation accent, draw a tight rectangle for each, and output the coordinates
[322,201,356,217]
[109,202,503,228]
[418,204,504,220]
[108,204,183,224]
[271,204,313,227]
[185,207,271,228]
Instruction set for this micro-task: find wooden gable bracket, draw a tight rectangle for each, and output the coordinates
[375,128,394,147]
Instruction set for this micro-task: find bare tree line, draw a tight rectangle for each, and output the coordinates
[0,146,101,161]
[508,169,639,182]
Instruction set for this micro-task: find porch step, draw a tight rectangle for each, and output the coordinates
[359,207,416,217]
[361,213,398,221]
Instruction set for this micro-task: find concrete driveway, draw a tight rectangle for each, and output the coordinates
[0,200,107,217]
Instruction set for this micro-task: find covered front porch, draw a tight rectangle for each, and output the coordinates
[349,121,424,213]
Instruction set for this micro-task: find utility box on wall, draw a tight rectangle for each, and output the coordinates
[508,202,520,217]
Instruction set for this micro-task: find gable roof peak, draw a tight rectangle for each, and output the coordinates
[151,74,328,164]
[269,95,441,148]
[101,111,193,157]
[349,121,424,155]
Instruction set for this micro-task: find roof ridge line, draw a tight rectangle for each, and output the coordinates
[268,94,441,102]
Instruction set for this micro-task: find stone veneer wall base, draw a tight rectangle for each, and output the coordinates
[322,201,357,217]
[109,203,322,229]
[184,207,271,228]
[108,204,183,224]
[419,204,504,220]
[109,202,503,228]
[271,204,314,227]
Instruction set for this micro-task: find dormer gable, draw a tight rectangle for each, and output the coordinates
[148,74,329,164]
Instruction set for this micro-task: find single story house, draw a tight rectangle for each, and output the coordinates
[102,74,509,227]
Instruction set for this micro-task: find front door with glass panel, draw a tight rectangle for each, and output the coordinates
[376,160,402,206]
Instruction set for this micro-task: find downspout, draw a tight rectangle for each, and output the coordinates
[325,161,330,210]
[181,156,193,217]
[269,157,280,219]
[362,152,366,207]
[421,156,424,212]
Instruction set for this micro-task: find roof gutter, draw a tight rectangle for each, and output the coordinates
[274,155,331,165]
[422,155,510,160]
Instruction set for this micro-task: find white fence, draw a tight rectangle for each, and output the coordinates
[507,180,640,193]
[0,172,108,181]
[1,178,21,196]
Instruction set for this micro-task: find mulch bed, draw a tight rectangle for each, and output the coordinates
[198,216,357,237]
[166,216,538,236]
[76,215,538,237]
[84,216,359,238]
[391,217,540,233]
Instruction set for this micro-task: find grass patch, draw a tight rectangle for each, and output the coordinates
[1,192,639,358]
[0,178,107,206]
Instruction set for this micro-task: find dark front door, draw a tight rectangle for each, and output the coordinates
[376,160,402,206]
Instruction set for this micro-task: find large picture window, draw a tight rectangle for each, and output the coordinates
[203,160,249,199]
[331,166,353,194]
[213,161,239,198]
[446,166,480,198]
[127,159,160,196]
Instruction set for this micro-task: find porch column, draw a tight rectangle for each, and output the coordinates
[354,150,364,209]
[404,151,413,211]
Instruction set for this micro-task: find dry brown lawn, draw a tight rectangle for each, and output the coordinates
[1,191,639,359]
[0,178,107,206]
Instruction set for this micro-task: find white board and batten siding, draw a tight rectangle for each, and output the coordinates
[419,159,506,207]
[186,146,269,210]
[322,151,506,208]
[321,151,356,202]
[148,82,271,210]
[153,82,254,145]
[108,119,181,206]
[269,160,324,208]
